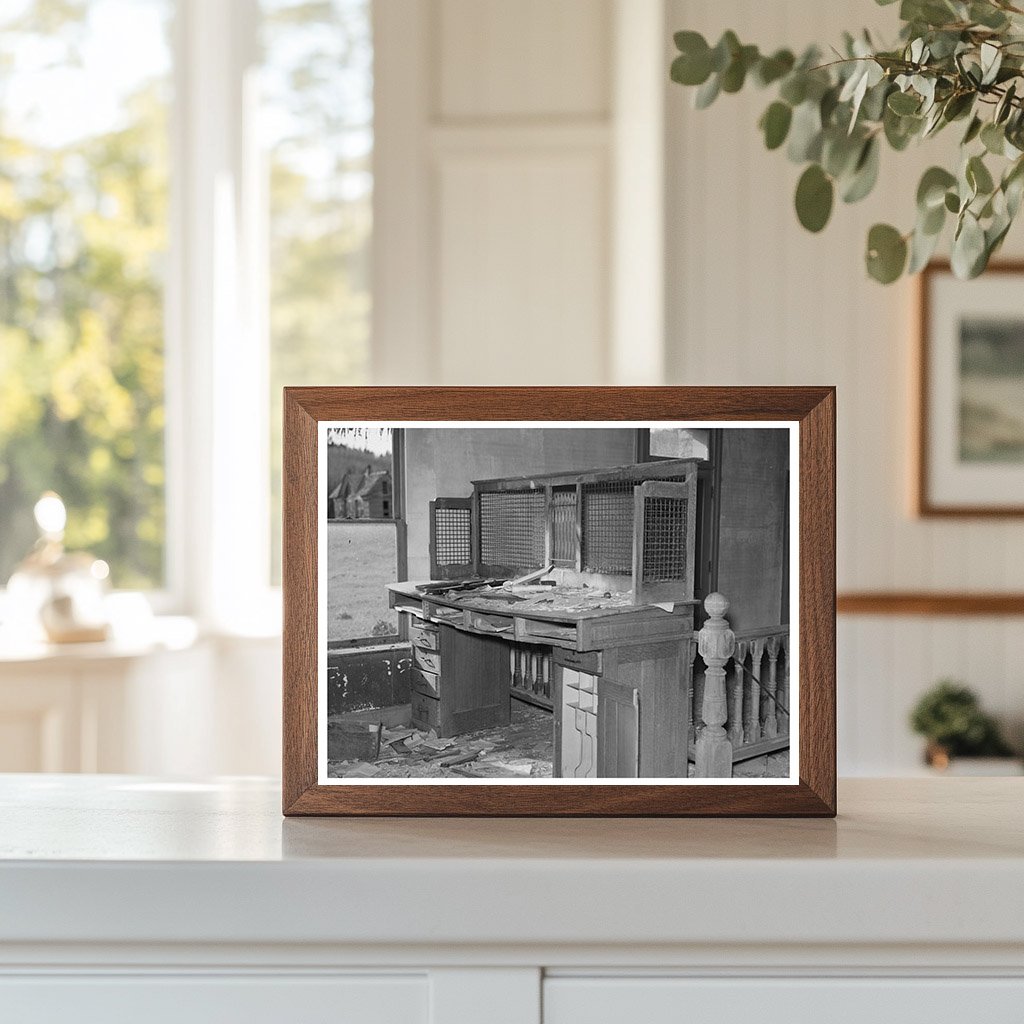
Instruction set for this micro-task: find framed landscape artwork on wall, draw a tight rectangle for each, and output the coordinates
[282,387,836,817]
[918,262,1024,517]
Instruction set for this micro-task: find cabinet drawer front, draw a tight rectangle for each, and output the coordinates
[544,978,1024,1024]
[410,622,439,651]
[411,690,440,729]
[411,667,441,698]
[414,647,442,674]
[0,975,427,1024]
[553,648,602,675]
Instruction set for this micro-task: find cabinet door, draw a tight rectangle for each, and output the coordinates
[0,974,427,1024]
[437,624,511,735]
[596,678,638,777]
[544,977,1024,1024]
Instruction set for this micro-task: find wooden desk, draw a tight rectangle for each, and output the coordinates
[388,582,696,778]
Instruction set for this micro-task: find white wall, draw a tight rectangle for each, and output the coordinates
[373,0,643,386]
[664,0,1024,772]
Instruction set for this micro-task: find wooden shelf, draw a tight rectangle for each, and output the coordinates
[837,592,1024,616]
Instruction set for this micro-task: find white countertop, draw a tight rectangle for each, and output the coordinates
[1,775,1022,953]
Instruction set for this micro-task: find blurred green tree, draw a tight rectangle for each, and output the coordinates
[0,0,169,587]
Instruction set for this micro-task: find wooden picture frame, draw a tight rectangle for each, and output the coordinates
[283,387,836,817]
[916,260,1024,517]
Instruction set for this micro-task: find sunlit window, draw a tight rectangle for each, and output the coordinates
[261,0,373,582]
[0,0,172,589]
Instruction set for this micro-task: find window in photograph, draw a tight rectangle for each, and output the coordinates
[0,0,172,588]
[262,0,373,582]
[325,426,399,644]
[649,427,711,461]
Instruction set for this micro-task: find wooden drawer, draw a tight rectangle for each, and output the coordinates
[553,648,602,675]
[411,690,440,730]
[414,647,442,674]
[424,602,462,626]
[465,610,514,635]
[516,617,578,648]
[411,667,440,698]
[410,622,439,651]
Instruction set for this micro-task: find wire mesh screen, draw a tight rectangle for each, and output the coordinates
[433,506,471,566]
[550,488,577,565]
[581,482,634,574]
[479,491,545,569]
[641,496,688,582]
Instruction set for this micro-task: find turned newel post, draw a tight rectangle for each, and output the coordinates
[694,592,736,779]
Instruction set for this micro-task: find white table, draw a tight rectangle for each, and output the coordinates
[1,775,1023,1023]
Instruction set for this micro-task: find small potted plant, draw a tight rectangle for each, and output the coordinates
[910,680,1021,774]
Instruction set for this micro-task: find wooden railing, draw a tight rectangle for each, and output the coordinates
[691,593,790,777]
[510,643,553,710]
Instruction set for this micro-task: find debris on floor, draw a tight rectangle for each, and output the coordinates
[327,701,791,780]
[327,700,554,779]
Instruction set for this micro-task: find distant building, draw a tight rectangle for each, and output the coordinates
[328,465,392,520]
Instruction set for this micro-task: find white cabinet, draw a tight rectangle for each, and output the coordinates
[2,778,1023,1024]
[544,977,1024,1024]
[1,975,428,1024]
[0,634,210,773]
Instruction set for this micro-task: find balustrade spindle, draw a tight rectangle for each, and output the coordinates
[687,638,698,747]
[763,636,780,738]
[744,639,764,745]
[727,640,746,748]
[778,636,790,736]
[694,593,735,778]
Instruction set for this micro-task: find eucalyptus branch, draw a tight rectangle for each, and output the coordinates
[670,0,1024,283]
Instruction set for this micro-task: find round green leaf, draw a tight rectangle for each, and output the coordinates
[671,32,712,86]
[795,164,834,233]
[710,31,740,73]
[908,223,942,274]
[952,212,987,279]
[944,190,960,214]
[787,101,823,162]
[917,166,957,211]
[962,116,983,145]
[760,101,792,150]
[866,223,908,284]
[967,155,995,196]
[888,90,920,116]
[883,106,919,151]
[842,137,880,203]
[981,122,1005,155]
[754,49,794,87]
[694,73,721,109]
[779,74,807,106]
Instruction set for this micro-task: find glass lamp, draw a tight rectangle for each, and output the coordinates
[5,493,111,644]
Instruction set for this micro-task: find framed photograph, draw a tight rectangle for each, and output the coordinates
[917,261,1024,516]
[283,387,836,816]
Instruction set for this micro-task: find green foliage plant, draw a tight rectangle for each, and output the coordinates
[909,679,1015,757]
[671,0,1024,283]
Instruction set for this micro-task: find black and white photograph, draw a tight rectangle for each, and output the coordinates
[318,422,796,784]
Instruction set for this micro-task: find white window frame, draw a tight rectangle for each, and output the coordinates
[166,0,277,633]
